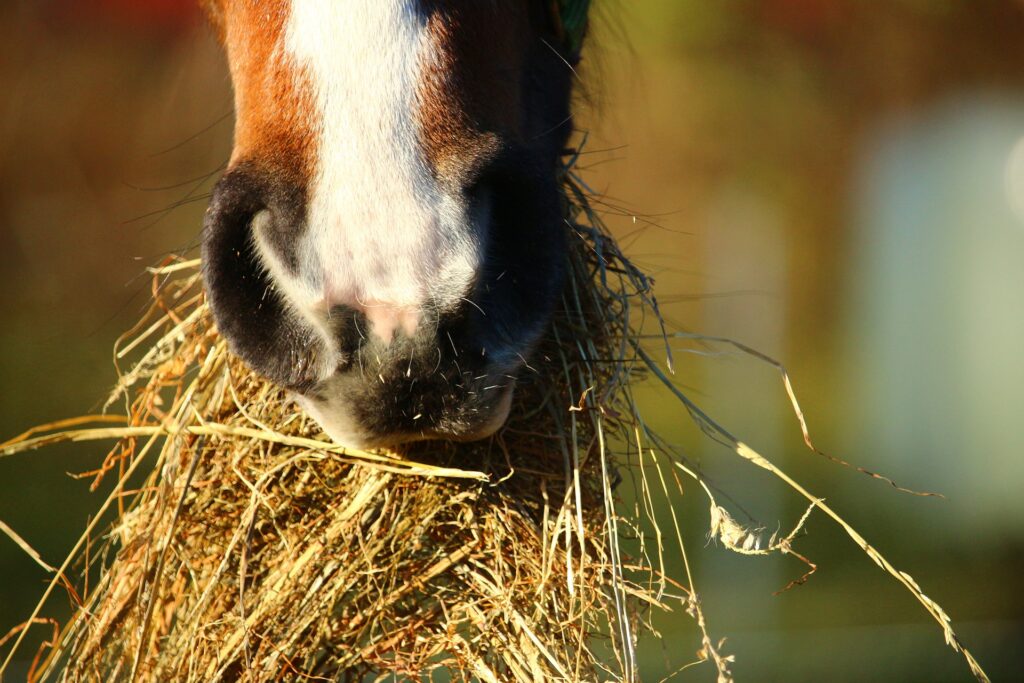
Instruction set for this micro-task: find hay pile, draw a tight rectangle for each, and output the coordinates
[1,165,685,682]
[0,158,991,682]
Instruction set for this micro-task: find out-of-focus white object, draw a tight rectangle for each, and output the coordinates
[1004,134,1024,224]
[845,94,1024,541]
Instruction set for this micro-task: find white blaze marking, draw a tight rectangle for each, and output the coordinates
[261,0,479,351]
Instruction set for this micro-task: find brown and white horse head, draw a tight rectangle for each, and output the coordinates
[200,1,587,447]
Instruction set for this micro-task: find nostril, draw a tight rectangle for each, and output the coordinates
[204,168,267,236]
[201,166,326,392]
[204,164,308,279]
[250,205,301,276]
[202,174,268,324]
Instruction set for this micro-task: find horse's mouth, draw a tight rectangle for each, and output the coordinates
[295,373,518,450]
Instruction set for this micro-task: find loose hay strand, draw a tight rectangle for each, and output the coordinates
[0,521,55,574]
[636,345,991,683]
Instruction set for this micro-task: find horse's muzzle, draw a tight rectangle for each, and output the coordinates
[202,161,566,448]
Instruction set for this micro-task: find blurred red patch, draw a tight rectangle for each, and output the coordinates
[54,0,201,35]
[757,0,848,37]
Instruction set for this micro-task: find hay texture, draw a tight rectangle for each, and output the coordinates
[5,165,675,682]
[0,159,991,683]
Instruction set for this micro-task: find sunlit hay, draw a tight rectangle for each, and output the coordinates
[0,160,670,682]
[0,150,992,683]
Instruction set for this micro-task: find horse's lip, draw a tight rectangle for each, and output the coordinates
[431,381,516,443]
[298,377,518,449]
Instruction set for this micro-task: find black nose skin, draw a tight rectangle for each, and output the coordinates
[201,167,325,393]
[466,149,568,359]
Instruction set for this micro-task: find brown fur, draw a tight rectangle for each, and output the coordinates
[417,3,530,187]
[203,1,550,192]
[201,0,315,187]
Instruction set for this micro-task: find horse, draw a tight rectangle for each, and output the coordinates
[199,1,589,448]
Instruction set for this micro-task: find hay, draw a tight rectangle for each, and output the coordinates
[0,156,679,682]
[0,153,991,682]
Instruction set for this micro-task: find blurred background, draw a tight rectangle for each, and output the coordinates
[1,1,1022,680]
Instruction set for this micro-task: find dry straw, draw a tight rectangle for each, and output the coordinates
[0,151,989,682]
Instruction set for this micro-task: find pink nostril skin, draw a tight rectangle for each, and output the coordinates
[318,274,422,344]
[359,302,421,344]
[314,296,421,345]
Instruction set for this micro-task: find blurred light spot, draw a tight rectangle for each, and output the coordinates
[1005,135,1024,224]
